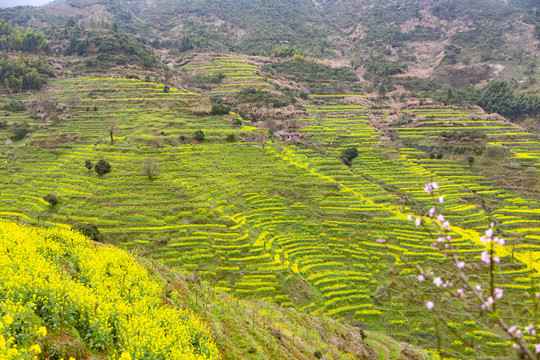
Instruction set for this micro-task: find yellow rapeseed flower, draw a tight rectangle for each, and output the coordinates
[37,326,47,337]
[29,344,41,354]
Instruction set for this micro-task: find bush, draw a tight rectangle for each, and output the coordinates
[72,223,103,242]
[84,159,93,171]
[194,130,205,141]
[43,193,59,206]
[11,123,30,141]
[211,104,231,115]
[94,160,111,176]
[340,147,359,166]
[314,350,323,359]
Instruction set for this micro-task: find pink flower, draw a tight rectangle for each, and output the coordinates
[415,218,422,227]
[442,221,450,229]
[433,277,443,287]
[407,215,413,221]
[508,325,517,334]
[486,228,494,238]
[498,238,505,246]
[418,275,425,282]
[481,251,491,264]
[526,325,534,333]
[376,238,387,244]
[437,214,445,222]
[425,301,434,310]
[438,196,444,203]
[457,289,464,297]
[457,261,465,269]
[487,296,494,305]
[493,256,500,264]
[429,207,436,217]
[432,182,439,190]
[515,330,522,338]
[535,344,540,353]
[475,284,482,291]
[495,288,503,299]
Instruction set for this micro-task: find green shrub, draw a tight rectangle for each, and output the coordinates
[84,159,93,170]
[340,147,359,166]
[94,160,111,176]
[11,123,30,141]
[43,193,59,206]
[194,130,205,141]
[72,223,103,242]
[211,104,231,115]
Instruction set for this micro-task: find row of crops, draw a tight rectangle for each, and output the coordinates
[0,55,539,356]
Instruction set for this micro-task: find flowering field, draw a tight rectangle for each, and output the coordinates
[1,72,539,358]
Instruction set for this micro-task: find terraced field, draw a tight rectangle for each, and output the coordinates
[181,55,273,95]
[1,61,539,357]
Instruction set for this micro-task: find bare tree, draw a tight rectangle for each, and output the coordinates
[105,120,117,145]
[141,157,160,181]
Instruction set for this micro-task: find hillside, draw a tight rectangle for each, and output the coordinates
[0,219,427,360]
[0,0,539,358]
[0,0,538,88]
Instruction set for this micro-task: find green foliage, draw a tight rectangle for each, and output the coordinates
[340,147,359,166]
[0,54,51,91]
[439,130,487,141]
[72,222,103,242]
[211,103,231,115]
[434,81,540,120]
[192,73,226,85]
[140,0,335,57]
[84,159,93,170]
[362,57,407,80]
[178,35,196,52]
[266,60,358,82]
[269,44,305,58]
[43,193,59,206]
[235,88,294,108]
[64,29,157,68]
[194,130,205,141]
[0,20,50,53]
[395,77,440,92]
[11,122,30,141]
[94,159,111,176]
[535,22,540,40]
[314,350,323,359]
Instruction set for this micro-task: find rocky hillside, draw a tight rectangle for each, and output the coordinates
[0,0,538,89]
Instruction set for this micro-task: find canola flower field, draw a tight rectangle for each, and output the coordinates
[0,219,219,360]
[0,55,539,357]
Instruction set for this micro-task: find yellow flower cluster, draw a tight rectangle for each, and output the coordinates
[0,220,219,360]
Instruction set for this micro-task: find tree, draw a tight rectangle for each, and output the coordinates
[72,223,103,242]
[94,159,111,176]
[85,159,93,170]
[194,130,205,141]
[141,157,160,181]
[340,147,359,166]
[43,193,59,206]
[106,121,117,145]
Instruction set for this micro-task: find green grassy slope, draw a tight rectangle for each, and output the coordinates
[0,219,428,360]
[0,55,539,358]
